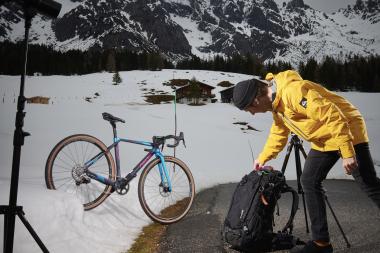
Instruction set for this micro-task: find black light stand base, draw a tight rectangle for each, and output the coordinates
[1,205,49,252]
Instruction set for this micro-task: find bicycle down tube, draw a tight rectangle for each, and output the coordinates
[84,137,172,191]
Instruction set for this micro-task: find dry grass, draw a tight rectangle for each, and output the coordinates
[144,95,174,104]
[127,223,167,253]
[166,79,190,87]
[159,197,191,219]
[127,198,191,253]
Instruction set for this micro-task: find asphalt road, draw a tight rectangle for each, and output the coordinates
[158,180,380,253]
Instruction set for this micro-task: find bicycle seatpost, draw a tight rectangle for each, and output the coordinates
[111,123,117,138]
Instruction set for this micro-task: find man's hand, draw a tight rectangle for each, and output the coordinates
[253,159,273,171]
[254,159,263,170]
[343,157,358,175]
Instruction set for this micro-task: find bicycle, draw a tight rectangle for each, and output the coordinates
[45,112,195,224]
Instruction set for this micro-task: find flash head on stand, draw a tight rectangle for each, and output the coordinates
[1,0,62,18]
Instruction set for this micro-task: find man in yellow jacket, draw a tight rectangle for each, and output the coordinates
[233,70,380,253]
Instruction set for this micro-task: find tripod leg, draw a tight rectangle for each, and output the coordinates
[281,141,294,175]
[301,193,310,234]
[3,213,8,253]
[324,196,351,248]
[295,144,310,234]
[299,145,308,160]
[17,211,49,253]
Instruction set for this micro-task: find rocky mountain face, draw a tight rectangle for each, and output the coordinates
[0,0,379,64]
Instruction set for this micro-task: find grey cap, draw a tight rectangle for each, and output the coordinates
[233,79,260,110]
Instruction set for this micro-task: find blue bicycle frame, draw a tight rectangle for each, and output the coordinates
[83,133,172,192]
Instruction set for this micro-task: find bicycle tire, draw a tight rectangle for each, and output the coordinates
[45,134,116,210]
[138,156,195,224]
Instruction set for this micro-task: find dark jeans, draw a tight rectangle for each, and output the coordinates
[301,142,380,242]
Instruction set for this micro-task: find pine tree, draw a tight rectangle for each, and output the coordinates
[188,77,202,104]
[112,71,122,85]
[301,58,318,82]
[106,50,116,72]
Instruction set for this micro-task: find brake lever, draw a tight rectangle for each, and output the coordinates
[166,132,186,148]
[161,142,165,151]
[179,132,186,148]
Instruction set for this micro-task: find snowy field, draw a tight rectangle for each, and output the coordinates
[0,69,379,253]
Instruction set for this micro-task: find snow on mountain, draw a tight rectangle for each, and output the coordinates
[274,1,380,65]
[0,0,379,64]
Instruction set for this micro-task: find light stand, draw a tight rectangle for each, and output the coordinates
[281,134,351,248]
[0,1,61,252]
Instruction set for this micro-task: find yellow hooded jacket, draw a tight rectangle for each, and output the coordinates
[257,70,369,165]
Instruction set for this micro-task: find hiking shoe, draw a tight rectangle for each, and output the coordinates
[290,240,333,253]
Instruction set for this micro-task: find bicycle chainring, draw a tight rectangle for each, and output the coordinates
[115,179,130,195]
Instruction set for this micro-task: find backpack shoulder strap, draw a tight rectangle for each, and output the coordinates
[280,184,299,234]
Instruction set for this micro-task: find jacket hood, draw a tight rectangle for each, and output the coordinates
[265,70,303,110]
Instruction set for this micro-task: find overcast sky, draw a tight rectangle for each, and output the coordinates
[275,0,358,13]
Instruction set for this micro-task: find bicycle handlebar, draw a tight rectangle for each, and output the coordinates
[152,132,186,149]
[167,132,185,148]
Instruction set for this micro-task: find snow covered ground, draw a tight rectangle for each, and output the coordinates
[0,69,379,252]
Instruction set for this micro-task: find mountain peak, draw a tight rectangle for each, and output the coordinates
[343,0,380,23]
[286,0,308,10]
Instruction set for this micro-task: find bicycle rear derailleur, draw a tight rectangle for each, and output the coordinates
[114,178,130,195]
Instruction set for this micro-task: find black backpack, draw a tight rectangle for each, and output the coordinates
[222,170,299,252]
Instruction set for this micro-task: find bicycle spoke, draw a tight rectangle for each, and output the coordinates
[80,141,85,165]
[66,144,79,165]
[55,177,75,190]
[56,154,75,168]
[73,142,80,165]
[53,163,72,172]
[171,172,186,186]
[83,141,90,165]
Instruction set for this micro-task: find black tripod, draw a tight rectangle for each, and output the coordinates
[281,134,351,248]
[1,1,61,252]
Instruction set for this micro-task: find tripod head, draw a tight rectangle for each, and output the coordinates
[1,0,61,18]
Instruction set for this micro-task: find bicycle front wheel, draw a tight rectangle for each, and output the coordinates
[138,156,195,224]
[45,134,116,210]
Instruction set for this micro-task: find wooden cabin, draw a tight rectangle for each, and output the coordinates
[176,81,215,104]
[220,86,235,103]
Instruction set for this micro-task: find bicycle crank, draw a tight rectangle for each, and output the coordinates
[115,178,130,195]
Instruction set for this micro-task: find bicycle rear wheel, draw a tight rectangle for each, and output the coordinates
[138,156,195,224]
[45,134,116,210]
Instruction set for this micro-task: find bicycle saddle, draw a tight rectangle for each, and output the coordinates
[102,112,125,124]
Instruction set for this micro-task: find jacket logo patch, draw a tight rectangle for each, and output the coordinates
[300,97,307,108]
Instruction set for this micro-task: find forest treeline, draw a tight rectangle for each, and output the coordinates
[1,41,379,92]
[0,41,174,75]
[177,54,380,92]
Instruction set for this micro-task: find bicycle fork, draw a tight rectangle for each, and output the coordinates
[155,152,172,192]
